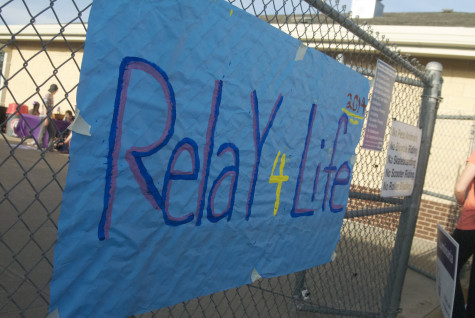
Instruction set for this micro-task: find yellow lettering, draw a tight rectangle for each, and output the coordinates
[269,151,289,216]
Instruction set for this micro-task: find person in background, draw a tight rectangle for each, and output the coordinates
[37,84,58,151]
[63,110,74,122]
[29,101,40,116]
[55,129,72,154]
[56,109,74,152]
[452,149,475,317]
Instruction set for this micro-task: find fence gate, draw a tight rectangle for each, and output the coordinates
[0,0,442,317]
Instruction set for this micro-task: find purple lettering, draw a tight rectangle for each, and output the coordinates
[161,138,199,225]
[330,161,351,212]
[291,103,317,217]
[194,80,223,226]
[100,56,176,240]
[246,91,283,221]
[100,56,356,237]
[207,143,239,223]
[322,114,348,212]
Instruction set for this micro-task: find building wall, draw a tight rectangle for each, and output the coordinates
[423,57,475,196]
[414,58,475,241]
[415,198,458,241]
[2,41,84,115]
[438,59,475,115]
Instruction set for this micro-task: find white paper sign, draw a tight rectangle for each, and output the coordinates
[381,121,421,197]
[362,59,396,151]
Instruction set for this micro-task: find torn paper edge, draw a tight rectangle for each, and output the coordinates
[68,109,91,136]
[294,43,308,61]
[251,268,262,283]
[46,308,59,318]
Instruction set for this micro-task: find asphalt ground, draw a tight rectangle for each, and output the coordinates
[1,135,68,317]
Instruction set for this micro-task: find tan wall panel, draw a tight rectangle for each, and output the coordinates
[3,41,83,114]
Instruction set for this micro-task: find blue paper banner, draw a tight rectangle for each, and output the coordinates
[50,0,369,317]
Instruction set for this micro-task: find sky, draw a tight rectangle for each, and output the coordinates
[1,0,475,26]
[0,0,92,25]
[339,0,475,13]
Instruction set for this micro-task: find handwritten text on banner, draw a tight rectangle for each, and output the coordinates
[49,1,370,317]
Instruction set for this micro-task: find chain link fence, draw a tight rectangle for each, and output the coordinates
[408,114,475,279]
[0,0,441,317]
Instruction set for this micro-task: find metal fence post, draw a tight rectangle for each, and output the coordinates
[382,62,443,317]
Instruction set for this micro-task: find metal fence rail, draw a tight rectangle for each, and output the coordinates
[0,1,441,317]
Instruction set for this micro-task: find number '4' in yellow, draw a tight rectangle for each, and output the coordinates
[269,151,289,216]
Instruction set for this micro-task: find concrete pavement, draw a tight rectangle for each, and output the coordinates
[399,269,444,318]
